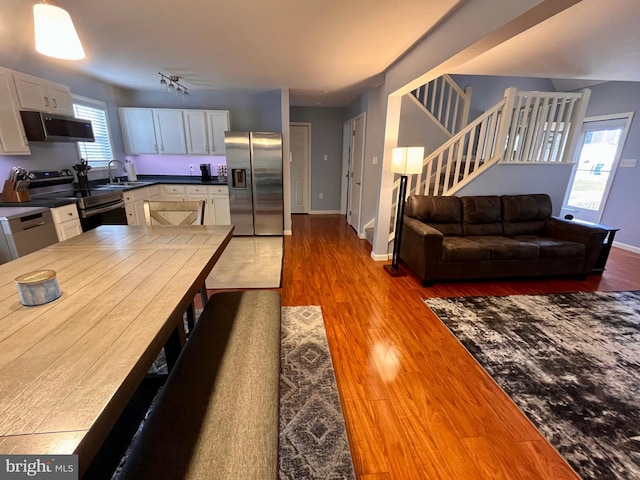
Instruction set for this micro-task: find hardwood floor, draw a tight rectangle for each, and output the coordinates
[281,214,640,480]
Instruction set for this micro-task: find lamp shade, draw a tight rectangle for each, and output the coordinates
[34,3,85,60]
[391,146,424,175]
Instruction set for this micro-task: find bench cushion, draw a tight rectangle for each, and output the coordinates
[406,195,463,236]
[512,235,585,258]
[120,290,281,480]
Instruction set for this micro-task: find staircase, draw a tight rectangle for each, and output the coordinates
[387,82,591,244]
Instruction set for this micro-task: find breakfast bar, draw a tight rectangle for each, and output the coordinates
[0,224,233,475]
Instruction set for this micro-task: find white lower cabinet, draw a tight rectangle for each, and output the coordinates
[186,185,229,225]
[124,186,159,225]
[50,204,82,241]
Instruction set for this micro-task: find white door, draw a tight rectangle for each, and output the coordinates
[340,120,352,215]
[184,110,209,155]
[290,123,310,214]
[561,113,633,223]
[348,113,365,232]
[207,110,230,155]
[119,108,158,154]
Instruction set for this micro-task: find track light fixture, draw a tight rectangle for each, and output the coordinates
[158,72,189,97]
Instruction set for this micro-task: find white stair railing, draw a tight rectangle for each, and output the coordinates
[411,74,472,137]
[388,87,590,242]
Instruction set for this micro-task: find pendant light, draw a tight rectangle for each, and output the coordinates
[33,1,85,60]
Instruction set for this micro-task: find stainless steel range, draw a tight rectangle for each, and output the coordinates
[27,169,127,231]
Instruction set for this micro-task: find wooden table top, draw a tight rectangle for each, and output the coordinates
[0,225,234,472]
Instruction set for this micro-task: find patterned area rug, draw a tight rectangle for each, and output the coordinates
[280,306,356,480]
[424,291,640,480]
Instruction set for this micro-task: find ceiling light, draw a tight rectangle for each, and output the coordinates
[33,1,85,60]
[158,72,189,98]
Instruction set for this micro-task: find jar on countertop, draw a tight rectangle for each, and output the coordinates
[15,269,61,306]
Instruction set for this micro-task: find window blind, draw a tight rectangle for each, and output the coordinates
[73,97,114,167]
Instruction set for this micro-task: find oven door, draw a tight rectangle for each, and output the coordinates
[79,200,127,232]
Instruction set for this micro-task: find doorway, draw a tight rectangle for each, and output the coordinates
[290,123,311,214]
[347,113,366,233]
[561,113,633,223]
[340,120,352,215]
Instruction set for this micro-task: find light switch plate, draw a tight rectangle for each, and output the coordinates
[620,158,637,168]
[372,156,378,165]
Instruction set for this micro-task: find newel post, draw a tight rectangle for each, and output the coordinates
[494,87,518,163]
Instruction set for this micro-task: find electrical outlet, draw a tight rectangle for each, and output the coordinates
[319,193,323,199]
[189,164,194,172]
[620,158,637,168]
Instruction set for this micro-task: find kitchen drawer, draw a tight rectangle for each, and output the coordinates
[162,185,186,195]
[50,203,79,223]
[186,185,209,195]
[210,186,228,195]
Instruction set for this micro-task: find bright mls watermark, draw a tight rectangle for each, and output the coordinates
[0,455,77,480]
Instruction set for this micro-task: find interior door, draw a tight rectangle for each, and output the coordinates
[561,114,633,223]
[340,121,352,215]
[348,113,365,233]
[290,123,310,214]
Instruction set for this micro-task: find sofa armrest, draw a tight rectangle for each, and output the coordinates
[545,217,607,273]
[399,216,444,281]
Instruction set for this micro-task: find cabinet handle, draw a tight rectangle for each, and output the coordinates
[53,98,57,108]
[68,212,73,216]
[44,96,49,107]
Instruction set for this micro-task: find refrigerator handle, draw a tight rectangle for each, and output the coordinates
[232,168,247,188]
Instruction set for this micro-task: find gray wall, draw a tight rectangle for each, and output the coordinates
[578,81,640,248]
[290,106,345,212]
[398,95,450,157]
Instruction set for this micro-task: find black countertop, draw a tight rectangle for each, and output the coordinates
[0,176,228,209]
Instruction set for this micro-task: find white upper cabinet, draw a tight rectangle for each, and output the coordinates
[0,67,30,155]
[12,71,74,116]
[119,108,158,154]
[154,109,187,154]
[184,110,209,155]
[122,107,230,157]
[207,110,230,155]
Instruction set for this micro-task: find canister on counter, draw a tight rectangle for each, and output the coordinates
[15,269,61,306]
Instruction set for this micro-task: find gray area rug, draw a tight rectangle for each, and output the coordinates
[279,306,356,480]
[424,291,640,480]
[113,306,355,480]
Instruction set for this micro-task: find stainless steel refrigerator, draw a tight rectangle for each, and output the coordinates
[224,131,284,235]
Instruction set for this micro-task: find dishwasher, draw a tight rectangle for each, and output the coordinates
[0,207,59,264]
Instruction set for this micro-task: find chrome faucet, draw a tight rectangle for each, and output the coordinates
[107,159,125,183]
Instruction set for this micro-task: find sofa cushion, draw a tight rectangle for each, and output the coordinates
[461,196,503,236]
[441,237,492,261]
[406,195,463,236]
[502,194,552,236]
[470,236,541,260]
[512,235,585,258]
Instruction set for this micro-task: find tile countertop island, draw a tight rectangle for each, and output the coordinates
[0,224,233,475]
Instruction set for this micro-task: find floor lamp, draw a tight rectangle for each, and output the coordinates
[384,146,424,276]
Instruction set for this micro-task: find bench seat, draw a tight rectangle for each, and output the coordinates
[119,290,281,480]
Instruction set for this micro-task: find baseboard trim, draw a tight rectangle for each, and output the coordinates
[284,230,292,236]
[613,241,640,254]
[358,233,367,239]
[370,252,391,261]
[310,210,341,214]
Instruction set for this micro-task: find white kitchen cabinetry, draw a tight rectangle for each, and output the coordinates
[154,110,187,154]
[0,67,30,155]
[185,185,230,225]
[119,108,158,154]
[121,107,229,156]
[12,71,74,116]
[207,111,230,155]
[50,203,82,241]
[123,186,160,225]
[184,110,230,155]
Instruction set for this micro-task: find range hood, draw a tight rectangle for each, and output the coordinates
[20,111,95,143]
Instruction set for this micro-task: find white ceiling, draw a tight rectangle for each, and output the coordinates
[1,0,639,106]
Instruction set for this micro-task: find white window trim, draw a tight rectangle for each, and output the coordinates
[72,94,115,169]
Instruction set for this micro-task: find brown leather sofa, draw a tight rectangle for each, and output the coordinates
[399,193,608,286]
